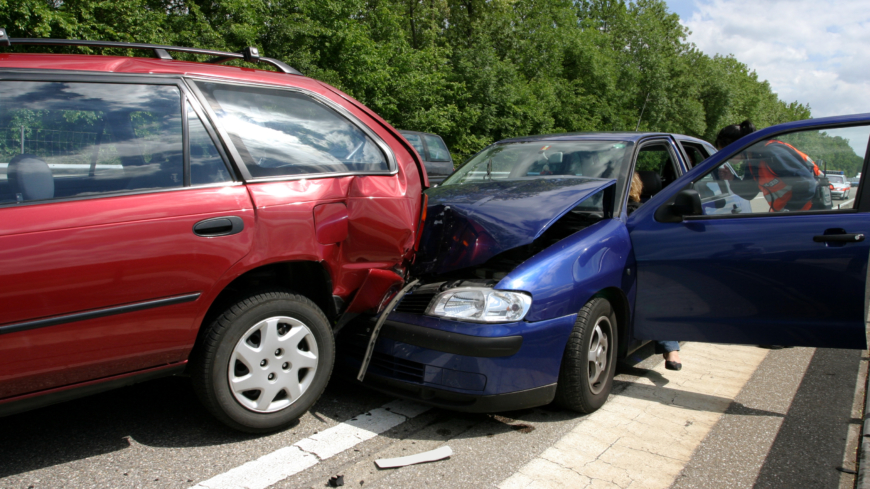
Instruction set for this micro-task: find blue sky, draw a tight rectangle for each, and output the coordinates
[664,0,870,120]
[665,0,699,22]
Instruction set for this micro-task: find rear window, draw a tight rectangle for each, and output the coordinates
[422,134,451,162]
[401,132,426,157]
[196,82,389,178]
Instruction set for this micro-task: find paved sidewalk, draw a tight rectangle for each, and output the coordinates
[499,343,769,488]
[499,344,867,489]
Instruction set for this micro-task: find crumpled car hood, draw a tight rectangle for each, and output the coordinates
[413,177,615,276]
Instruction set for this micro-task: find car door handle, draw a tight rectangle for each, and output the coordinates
[193,216,244,237]
[813,233,864,243]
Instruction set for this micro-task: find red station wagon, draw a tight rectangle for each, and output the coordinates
[0,33,426,432]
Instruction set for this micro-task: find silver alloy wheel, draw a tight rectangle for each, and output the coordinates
[228,316,319,413]
[587,317,610,395]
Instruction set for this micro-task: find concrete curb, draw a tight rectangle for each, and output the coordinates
[859,360,870,488]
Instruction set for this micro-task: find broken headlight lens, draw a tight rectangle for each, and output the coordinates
[425,287,532,322]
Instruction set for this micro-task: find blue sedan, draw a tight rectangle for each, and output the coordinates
[347,116,870,414]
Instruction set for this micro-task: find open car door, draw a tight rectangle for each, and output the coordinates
[627,115,870,349]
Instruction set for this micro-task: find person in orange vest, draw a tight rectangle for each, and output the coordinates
[715,120,822,212]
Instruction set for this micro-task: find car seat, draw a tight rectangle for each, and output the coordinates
[125,152,183,190]
[636,170,662,202]
[7,153,54,202]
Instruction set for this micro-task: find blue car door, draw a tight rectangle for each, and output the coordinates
[628,116,870,349]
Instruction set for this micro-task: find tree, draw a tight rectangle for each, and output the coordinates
[0,0,813,162]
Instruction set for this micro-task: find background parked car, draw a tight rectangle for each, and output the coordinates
[345,118,870,416]
[0,36,426,432]
[398,130,454,185]
[825,172,852,199]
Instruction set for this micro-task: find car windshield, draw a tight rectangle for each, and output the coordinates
[442,140,631,190]
[827,175,845,184]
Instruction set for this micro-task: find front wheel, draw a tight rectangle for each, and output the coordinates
[553,297,617,413]
[191,291,334,433]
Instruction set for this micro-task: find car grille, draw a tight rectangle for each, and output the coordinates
[394,292,436,314]
[369,352,425,383]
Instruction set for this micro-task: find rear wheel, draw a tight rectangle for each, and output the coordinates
[191,290,334,433]
[554,297,617,413]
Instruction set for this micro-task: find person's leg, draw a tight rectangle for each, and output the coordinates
[654,341,682,370]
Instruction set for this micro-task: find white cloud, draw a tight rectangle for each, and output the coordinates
[681,0,870,118]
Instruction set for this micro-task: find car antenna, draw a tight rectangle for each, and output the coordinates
[635,92,650,131]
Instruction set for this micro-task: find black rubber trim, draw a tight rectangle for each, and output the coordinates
[0,293,201,336]
[380,320,523,358]
[683,207,860,220]
[0,363,186,418]
[362,373,556,413]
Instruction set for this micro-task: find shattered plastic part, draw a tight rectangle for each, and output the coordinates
[374,445,453,469]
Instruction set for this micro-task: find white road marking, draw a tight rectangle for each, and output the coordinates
[839,197,856,208]
[191,399,430,489]
[294,408,408,459]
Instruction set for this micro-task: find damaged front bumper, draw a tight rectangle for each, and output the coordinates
[341,310,578,413]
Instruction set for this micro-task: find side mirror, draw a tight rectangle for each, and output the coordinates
[673,189,702,216]
[655,189,703,223]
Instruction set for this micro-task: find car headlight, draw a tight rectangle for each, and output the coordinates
[425,287,532,323]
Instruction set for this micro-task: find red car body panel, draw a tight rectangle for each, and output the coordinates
[0,52,425,405]
[0,186,254,398]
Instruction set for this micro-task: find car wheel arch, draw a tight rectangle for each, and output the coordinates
[192,261,336,359]
[592,287,630,358]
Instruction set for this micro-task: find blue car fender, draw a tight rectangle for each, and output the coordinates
[496,218,632,323]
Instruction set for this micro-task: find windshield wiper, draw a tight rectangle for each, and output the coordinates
[486,157,493,181]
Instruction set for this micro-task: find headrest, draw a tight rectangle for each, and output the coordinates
[8,154,54,202]
[636,170,662,197]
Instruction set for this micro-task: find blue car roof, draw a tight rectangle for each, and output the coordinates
[493,113,870,147]
[497,132,670,144]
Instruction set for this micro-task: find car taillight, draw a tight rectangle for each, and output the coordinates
[414,194,428,251]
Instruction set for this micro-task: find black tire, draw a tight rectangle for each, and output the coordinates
[190,290,334,433]
[553,297,618,413]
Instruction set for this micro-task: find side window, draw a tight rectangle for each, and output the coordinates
[680,142,709,168]
[422,134,451,162]
[694,125,869,215]
[634,143,679,200]
[196,82,389,178]
[0,81,182,204]
[402,133,426,159]
[188,103,232,185]
[702,143,718,156]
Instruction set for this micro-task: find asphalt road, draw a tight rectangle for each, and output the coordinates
[0,341,865,489]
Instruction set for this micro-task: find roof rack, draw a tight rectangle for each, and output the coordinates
[0,27,302,75]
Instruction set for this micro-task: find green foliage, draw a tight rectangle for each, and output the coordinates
[780,130,865,177]
[0,0,813,163]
